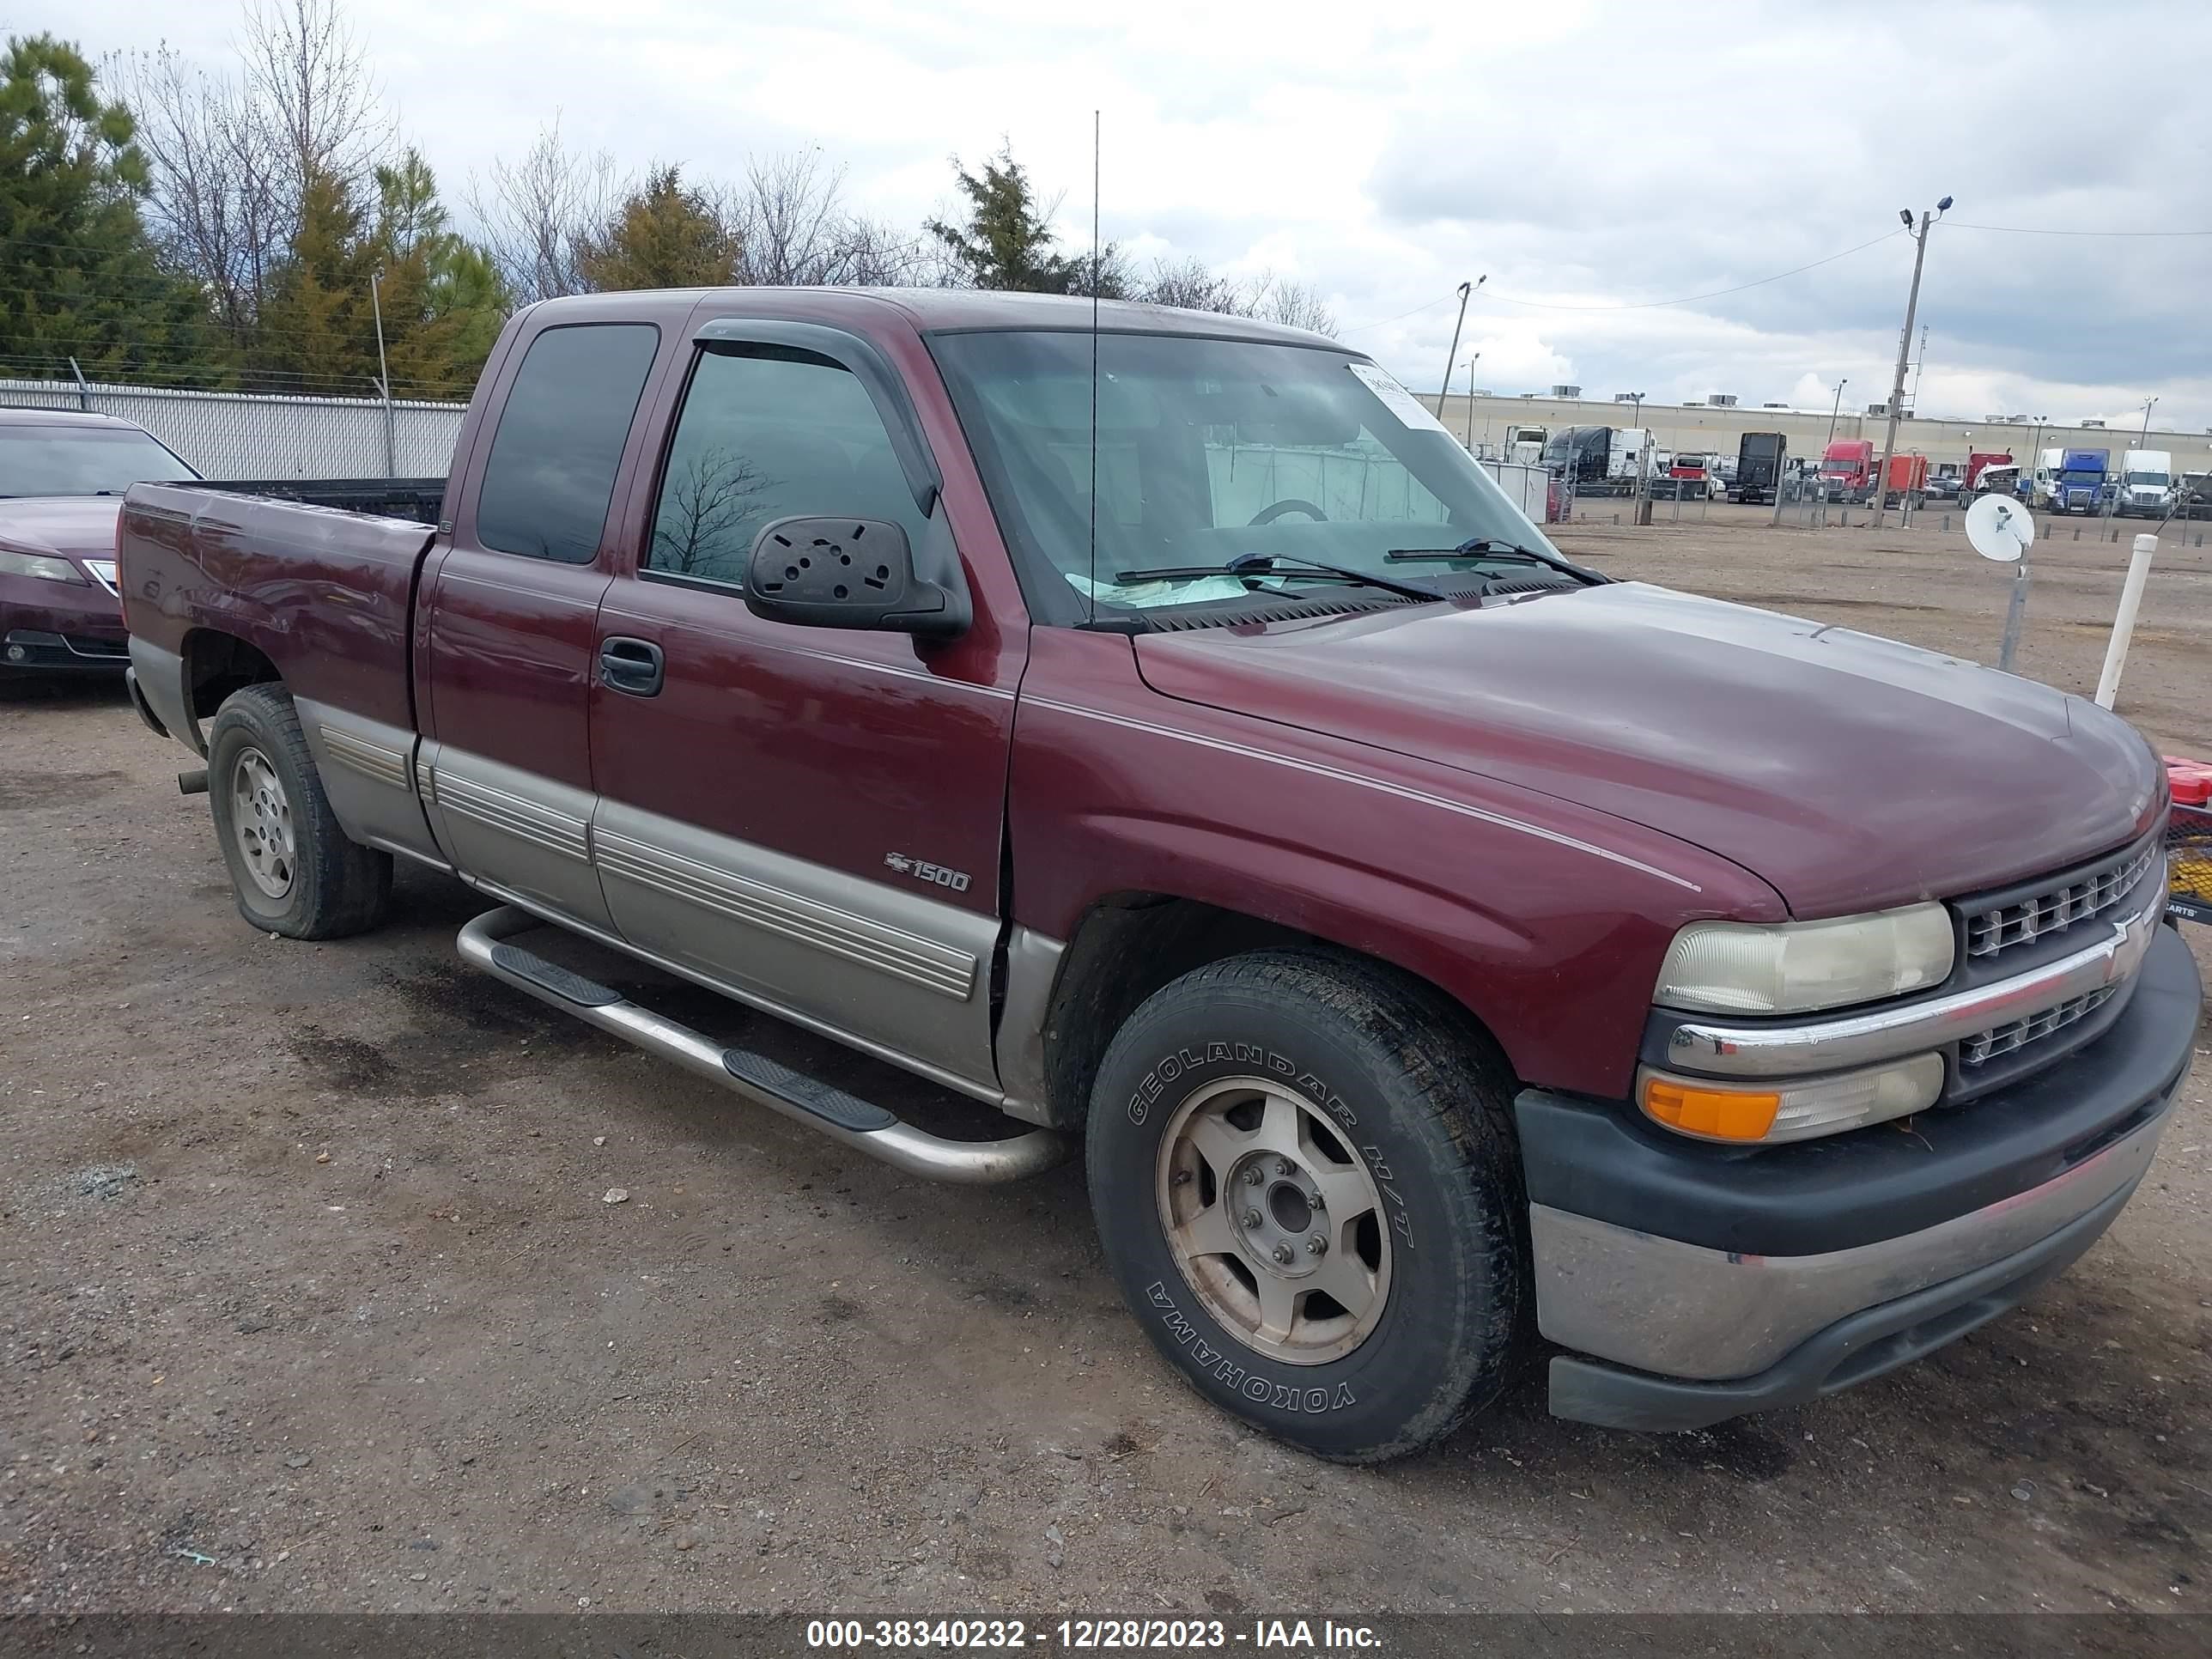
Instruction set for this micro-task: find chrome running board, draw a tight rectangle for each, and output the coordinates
[457,906,1069,1185]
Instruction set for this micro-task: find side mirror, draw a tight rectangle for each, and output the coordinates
[744,515,969,639]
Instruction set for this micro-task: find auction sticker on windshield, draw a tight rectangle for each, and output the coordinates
[1346,362,1450,434]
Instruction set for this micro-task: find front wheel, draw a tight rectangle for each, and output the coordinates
[1086,951,1528,1462]
[206,684,392,939]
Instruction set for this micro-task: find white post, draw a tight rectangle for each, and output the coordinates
[2095,533,2159,709]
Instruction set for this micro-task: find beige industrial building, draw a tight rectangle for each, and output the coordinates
[1434,388,2212,476]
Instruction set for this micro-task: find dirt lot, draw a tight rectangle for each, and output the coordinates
[4,510,2209,1617]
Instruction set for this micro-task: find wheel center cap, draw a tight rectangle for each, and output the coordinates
[1267,1181,1313,1235]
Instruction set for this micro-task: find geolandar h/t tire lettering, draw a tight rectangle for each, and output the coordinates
[1086,950,1528,1462]
[205,684,393,940]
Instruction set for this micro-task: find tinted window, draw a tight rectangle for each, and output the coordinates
[0,426,199,495]
[645,346,922,586]
[476,324,659,562]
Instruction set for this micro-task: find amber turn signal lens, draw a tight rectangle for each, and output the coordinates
[1641,1078,1781,1142]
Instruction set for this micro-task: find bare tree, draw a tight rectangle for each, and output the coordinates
[1139,255,1245,314]
[115,1,392,348]
[1128,256,1339,337]
[238,0,390,205]
[113,46,280,347]
[726,152,930,288]
[466,117,620,304]
[650,447,766,580]
[1250,274,1338,337]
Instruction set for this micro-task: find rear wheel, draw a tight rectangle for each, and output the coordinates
[1086,950,1528,1462]
[207,684,392,939]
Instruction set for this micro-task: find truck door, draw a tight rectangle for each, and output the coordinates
[586,319,1024,1094]
[417,319,669,930]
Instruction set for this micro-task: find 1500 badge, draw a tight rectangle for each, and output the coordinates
[884,853,972,893]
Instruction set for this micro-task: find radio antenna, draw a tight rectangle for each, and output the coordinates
[1086,108,1101,625]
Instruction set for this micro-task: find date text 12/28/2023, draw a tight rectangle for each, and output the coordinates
[805,1618,1382,1650]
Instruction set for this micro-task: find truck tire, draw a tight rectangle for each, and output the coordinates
[1086,950,1527,1463]
[206,684,392,939]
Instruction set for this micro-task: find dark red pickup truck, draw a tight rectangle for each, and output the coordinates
[119,288,2197,1462]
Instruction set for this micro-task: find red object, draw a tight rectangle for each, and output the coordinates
[1961,451,2014,491]
[2164,756,2212,805]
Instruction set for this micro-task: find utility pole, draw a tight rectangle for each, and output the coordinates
[2140,396,2160,443]
[1871,198,1950,529]
[1629,392,1652,526]
[370,268,395,477]
[1908,323,1929,415]
[1826,378,1848,449]
[1462,355,1481,450]
[1432,276,1486,419]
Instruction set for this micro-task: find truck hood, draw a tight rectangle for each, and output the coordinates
[1134,583,2160,916]
[0,495,122,571]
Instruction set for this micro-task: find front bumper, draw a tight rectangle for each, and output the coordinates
[3,627,131,672]
[1517,921,2199,1431]
[3,580,128,672]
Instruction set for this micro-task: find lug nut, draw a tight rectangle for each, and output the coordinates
[1243,1166,1264,1187]
[1306,1234,1328,1255]
[1275,1158,1296,1177]
[1309,1189,1324,1210]
[1272,1243,1295,1266]
[1243,1209,1263,1230]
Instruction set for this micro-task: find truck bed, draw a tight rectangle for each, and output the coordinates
[118,481,446,738]
[187,477,447,526]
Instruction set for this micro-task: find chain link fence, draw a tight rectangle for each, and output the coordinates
[0,377,467,480]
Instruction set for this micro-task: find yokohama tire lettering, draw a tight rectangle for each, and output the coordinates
[1144,1281,1356,1413]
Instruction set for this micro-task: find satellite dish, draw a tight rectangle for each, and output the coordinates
[1966,492,2035,563]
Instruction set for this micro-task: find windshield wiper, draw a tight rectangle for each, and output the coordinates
[1110,551,1438,603]
[1382,536,1603,583]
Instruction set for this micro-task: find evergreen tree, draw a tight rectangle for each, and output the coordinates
[370,148,507,395]
[0,33,222,380]
[579,166,738,292]
[254,161,378,392]
[926,143,1121,295]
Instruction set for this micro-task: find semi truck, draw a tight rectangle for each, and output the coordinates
[1817,440,1875,502]
[2118,449,2176,518]
[1540,425,1654,497]
[1957,451,2014,500]
[1730,432,1785,505]
[1817,443,1924,507]
[1499,424,1547,466]
[2051,449,2110,514]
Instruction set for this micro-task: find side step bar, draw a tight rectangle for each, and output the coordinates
[457,907,1070,1185]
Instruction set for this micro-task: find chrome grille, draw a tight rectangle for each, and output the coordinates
[1960,985,2118,1067]
[1963,844,2156,959]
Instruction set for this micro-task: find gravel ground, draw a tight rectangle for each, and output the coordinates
[3,510,2208,1616]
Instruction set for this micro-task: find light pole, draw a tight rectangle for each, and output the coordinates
[1871,197,1950,528]
[1627,392,1652,525]
[368,267,394,478]
[2140,396,2160,443]
[1463,354,1481,451]
[1433,276,1486,419]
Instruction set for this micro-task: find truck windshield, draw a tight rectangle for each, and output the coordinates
[2127,471,2171,487]
[0,426,198,496]
[929,331,1560,618]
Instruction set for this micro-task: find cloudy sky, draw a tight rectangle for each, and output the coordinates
[29,0,2212,429]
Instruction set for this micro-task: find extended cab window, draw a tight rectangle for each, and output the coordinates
[647,345,924,587]
[475,323,659,562]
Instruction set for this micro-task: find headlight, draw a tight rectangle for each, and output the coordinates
[1639,1054,1944,1144]
[0,550,88,584]
[1655,903,1954,1015]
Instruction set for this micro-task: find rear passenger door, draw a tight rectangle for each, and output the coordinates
[587,319,1024,1092]
[418,319,665,929]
